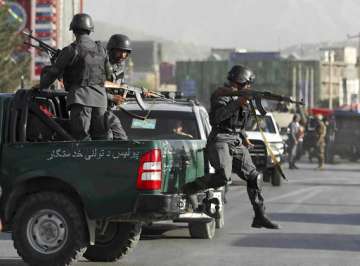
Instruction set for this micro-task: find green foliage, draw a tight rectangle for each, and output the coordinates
[0,6,30,92]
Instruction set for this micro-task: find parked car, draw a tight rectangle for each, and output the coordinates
[245,111,285,186]
[328,110,360,162]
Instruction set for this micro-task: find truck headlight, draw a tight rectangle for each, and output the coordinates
[269,142,284,154]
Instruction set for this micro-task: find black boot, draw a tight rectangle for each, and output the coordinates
[247,186,280,229]
[251,214,280,229]
[251,205,279,229]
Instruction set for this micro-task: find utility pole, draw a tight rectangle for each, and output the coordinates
[329,50,333,109]
[320,47,335,108]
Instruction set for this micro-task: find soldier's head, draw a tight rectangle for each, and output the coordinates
[227,65,255,90]
[107,34,132,64]
[69,13,94,36]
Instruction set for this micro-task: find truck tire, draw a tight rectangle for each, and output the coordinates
[263,171,271,183]
[215,207,225,229]
[271,168,282,187]
[189,219,216,239]
[83,222,141,262]
[12,192,88,266]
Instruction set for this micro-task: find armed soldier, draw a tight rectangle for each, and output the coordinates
[315,114,326,170]
[104,34,133,140]
[182,65,279,229]
[39,13,111,141]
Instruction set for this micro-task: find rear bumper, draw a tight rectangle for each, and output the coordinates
[133,193,181,221]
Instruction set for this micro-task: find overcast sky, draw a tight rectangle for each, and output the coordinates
[84,0,360,50]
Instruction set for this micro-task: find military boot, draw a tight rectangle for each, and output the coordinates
[248,186,279,229]
[251,205,280,229]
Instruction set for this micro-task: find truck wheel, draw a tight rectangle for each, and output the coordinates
[271,168,282,187]
[189,219,216,239]
[12,192,88,266]
[83,222,141,262]
[215,207,225,229]
[263,171,271,183]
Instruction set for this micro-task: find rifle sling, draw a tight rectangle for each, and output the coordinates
[249,101,287,180]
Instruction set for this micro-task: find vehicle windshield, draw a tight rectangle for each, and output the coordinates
[245,116,276,133]
[115,110,200,140]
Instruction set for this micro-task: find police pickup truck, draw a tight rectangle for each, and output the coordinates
[116,96,225,240]
[0,89,211,266]
[245,111,285,186]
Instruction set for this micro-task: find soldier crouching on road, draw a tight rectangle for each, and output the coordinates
[182,65,279,229]
[39,13,111,141]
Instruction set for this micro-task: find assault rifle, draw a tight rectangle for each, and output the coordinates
[105,81,174,111]
[22,31,61,63]
[215,88,304,116]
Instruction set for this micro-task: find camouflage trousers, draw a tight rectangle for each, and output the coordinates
[316,142,326,167]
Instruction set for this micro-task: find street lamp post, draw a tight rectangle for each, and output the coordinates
[329,50,333,109]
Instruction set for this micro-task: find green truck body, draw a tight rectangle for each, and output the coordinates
[0,90,206,266]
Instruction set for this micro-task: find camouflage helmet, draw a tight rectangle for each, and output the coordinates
[69,13,94,32]
[107,34,132,53]
[227,65,255,85]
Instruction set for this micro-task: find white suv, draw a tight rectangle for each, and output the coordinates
[245,111,285,186]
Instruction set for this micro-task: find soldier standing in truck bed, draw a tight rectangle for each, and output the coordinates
[39,13,111,141]
[182,65,279,229]
[104,34,133,140]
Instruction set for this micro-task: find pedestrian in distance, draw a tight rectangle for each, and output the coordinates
[182,65,279,229]
[39,13,112,141]
[287,114,300,169]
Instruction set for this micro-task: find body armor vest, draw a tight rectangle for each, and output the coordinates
[63,38,106,88]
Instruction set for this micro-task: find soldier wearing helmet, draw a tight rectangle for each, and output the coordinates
[40,13,112,140]
[107,34,132,84]
[102,34,134,141]
[182,65,279,229]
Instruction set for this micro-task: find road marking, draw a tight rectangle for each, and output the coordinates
[272,187,332,212]
[267,186,329,203]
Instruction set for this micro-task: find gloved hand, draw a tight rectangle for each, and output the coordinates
[112,94,126,105]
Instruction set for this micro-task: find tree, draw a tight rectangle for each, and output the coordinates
[0,4,30,92]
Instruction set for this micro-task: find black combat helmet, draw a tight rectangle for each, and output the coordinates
[69,13,94,32]
[227,65,255,85]
[107,34,132,53]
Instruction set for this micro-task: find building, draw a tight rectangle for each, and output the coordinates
[131,41,162,90]
[320,47,359,108]
[176,52,321,109]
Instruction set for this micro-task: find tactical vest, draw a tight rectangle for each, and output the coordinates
[63,38,106,88]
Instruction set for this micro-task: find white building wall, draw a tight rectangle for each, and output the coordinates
[339,79,360,105]
[58,0,82,48]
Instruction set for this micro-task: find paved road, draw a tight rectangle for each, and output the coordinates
[1,161,360,266]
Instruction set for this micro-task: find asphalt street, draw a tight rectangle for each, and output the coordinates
[1,161,360,266]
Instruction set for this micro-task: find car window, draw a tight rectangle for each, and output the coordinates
[200,110,211,136]
[115,110,200,140]
[245,116,276,133]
